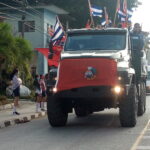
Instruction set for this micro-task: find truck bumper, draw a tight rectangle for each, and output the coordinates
[54,86,122,99]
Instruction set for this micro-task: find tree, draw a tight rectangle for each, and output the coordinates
[35,0,140,28]
[0,22,33,94]
[1,0,140,28]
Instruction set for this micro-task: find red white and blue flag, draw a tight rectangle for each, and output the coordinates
[117,0,127,22]
[51,16,64,42]
[90,5,103,17]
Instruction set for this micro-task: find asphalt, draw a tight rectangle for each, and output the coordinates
[0,101,46,129]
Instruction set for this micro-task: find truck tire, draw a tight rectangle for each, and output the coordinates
[47,95,68,127]
[74,107,88,117]
[119,84,137,127]
[138,82,146,116]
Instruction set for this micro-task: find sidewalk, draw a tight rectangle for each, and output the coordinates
[0,101,46,129]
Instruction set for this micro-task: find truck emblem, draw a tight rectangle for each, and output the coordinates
[84,67,97,80]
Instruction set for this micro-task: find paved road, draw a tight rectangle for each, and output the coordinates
[0,96,150,150]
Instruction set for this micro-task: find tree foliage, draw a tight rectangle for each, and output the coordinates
[1,0,140,28]
[37,0,140,28]
[0,22,33,94]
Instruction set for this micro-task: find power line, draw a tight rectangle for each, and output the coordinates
[12,0,42,17]
[0,2,51,35]
[0,1,57,31]
[0,1,64,28]
[0,12,49,37]
[0,2,36,19]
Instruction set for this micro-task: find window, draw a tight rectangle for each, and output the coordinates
[18,21,35,32]
[65,33,126,51]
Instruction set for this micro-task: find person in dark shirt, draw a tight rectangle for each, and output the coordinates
[33,74,42,112]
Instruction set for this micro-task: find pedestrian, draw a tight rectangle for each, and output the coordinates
[12,68,22,115]
[39,75,47,111]
[45,73,50,95]
[33,74,42,113]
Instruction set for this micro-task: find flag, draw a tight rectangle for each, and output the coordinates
[90,5,103,17]
[117,0,127,22]
[51,16,64,42]
[88,0,103,18]
[127,9,133,23]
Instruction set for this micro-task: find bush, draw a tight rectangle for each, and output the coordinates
[0,95,7,102]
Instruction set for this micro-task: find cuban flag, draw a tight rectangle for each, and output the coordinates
[90,5,103,17]
[51,16,64,42]
[117,0,127,22]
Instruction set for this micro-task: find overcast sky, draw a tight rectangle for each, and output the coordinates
[132,0,150,31]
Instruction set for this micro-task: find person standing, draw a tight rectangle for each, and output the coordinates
[12,69,21,115]
[39,75,47,111]
[33,74,42,113]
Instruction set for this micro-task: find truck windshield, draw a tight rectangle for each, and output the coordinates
[65,33,126,51]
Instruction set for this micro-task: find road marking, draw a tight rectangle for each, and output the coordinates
[130,120,150,150]
[136,146,150,150]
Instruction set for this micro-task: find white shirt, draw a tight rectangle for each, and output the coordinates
[12,75,21,90]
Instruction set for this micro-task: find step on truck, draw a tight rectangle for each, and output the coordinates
[47,28,147,127]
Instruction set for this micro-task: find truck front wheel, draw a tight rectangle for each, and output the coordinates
[47,95,68,127]
[119,84,138,127]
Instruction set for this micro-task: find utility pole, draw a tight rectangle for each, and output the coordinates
[21,0,28,38]
[21,14,25,38]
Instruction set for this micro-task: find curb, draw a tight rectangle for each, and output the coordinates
[0,111,46,129]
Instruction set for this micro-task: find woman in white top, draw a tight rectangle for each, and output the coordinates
[12,69,22,115]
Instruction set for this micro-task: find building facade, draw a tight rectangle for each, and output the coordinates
[1,4,67,75]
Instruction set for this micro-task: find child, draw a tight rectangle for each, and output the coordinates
[39,75,47,111]
[33,75,42,112]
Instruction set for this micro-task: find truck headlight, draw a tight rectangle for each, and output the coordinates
[52,87,57,93]
[113,86,122,94]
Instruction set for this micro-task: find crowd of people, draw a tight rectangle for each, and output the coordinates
[11,67,54,115]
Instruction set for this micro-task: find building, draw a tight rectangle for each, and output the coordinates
[0,3,68,75]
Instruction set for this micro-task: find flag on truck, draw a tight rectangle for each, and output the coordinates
[51,16,65,42]
[117,0,127,22]
[127,9,133,23]
[90,5,103,17]
[88,0,103,18]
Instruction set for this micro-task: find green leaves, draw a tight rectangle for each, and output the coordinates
[0,22,33,78]
[45,0,139,28]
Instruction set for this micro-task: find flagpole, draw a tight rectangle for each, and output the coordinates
[88,0,95,28]
[113,0,119,27]
[125,0,128,28]
[104,7,108,27]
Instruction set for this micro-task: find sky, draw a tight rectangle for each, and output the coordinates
[132,0,150,31]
